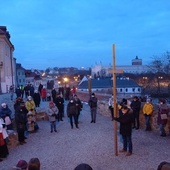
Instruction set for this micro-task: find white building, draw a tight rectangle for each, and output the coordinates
[91,56,150,77]
[0,26,16,93]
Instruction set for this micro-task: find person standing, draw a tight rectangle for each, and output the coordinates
[88,93,98,123]
[20,85,25,98]
[9,85,14,101]
[47,101,58,133]
[108,94,114,120]
[54,93,64,121]
[24,84,30,99]
[51,88,57,102]
[38,83,43,94]
[0,118,9,161]
[113,105,133,156]
[15,85,22,98]
[25,96,36,115]
[29,84,35,98]
[33,90,41,107]
[67,98,78,129]
[15,102,28,145]
[74,94,82,123]
[130,96,141,130]
[41,87,47,102]
[157,98,170,137]
[0,103,13,130]
[142,98,154,131]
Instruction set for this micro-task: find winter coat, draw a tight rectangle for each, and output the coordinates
[130,100,141,112]
[33,92,41,106]
[113,109,133,136]
[75,98,82,113]
[51,89,57,99]
[0,118,8,139]
[54,96,64,113]
[41,88,47,98]
[88,97,98,108]
[143,103,154,115]
[67,102,76,117]
[47,106,58,122]
[25,100,36,115]
[15,106,28,130]
[0,106,12,120]
[157,104,170,125]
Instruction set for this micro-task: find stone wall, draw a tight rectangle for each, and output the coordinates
[97,101,170,133]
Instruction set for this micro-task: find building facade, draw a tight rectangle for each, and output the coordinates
[0,26,16,93]
[91,56,150,77]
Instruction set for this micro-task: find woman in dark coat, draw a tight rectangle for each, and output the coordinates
[113,105,133,156]
[157,98,170,137]
[15,102,28,145]
[67,98,78,129]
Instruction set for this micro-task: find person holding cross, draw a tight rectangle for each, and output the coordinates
[113,105,133,156]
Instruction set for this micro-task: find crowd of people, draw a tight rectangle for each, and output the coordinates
[109,95,170,157]
[1,83,170,167]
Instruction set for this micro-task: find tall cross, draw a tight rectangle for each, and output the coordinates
[109,44,124,156]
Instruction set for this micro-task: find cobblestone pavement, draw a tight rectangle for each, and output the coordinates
[0,93,170,170]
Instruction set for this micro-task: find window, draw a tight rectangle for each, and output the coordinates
[138,88,140,92]
[120,89,122,92]
[126,88,128,92]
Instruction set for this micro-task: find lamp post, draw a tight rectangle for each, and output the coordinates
[0,61,3,94]
[88,76,92,96]
[142,76,147,95]
[157,76,163,94]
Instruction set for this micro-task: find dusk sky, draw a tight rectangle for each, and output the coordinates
[1,0,170,69]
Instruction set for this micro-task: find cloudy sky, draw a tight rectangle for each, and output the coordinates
[1,0,170,69]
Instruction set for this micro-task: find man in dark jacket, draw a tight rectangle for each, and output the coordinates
[15,102,28,145]
[113,105,133,156]
[88,93,98,123]
[51,88,57,102]
[130,96,141,129]
[67,98,78,129]
[54,93,64,121]
[74,94,82,123]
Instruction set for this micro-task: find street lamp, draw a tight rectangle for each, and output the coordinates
[0,61,3,94]
[157,76,163,94]
[142,77,147,95]
[63,77,68,87]
[88,75,92,96]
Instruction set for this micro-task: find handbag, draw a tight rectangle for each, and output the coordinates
[0,133,5,146]
[160,114,168,120]
[5,116,12,125]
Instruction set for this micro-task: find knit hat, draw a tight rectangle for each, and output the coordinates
[1,103,6,107]
[27,96,32,100]
[146,98,151,102]
[49,101,54,106]
[15,160,28,169]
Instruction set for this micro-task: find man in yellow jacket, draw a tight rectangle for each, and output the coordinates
[143,98,154,131]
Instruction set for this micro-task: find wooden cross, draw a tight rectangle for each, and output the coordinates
[109,44,124,156]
